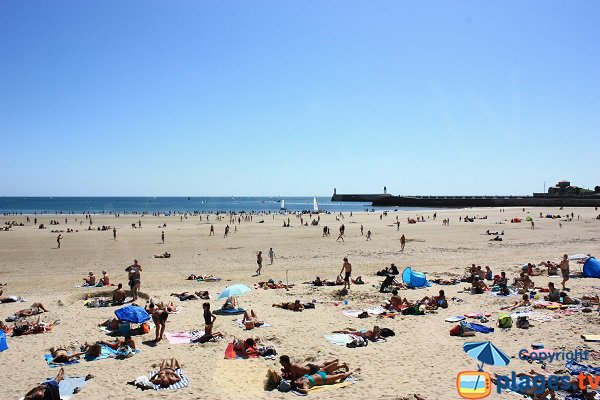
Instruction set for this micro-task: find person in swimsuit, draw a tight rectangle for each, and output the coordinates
[48,347,83,364]
[272,300,304,311]
[112,284,126,304]
[83,272,96,286]
[232,337,258,358]
[256,251,263,275]
[333,326,382,341]
[293,370,353,394]
[24,367,64,400]
[152,309,168,342]
[501,294,531,311]
[559,254,570,290]
[421,290,448,309]
[13,303,48,318]
[339,258,352,290]
[170,291,209,301]
[150,358,182,387]
[203,302,217,335]
[241,310,263,329]
[99,271,110,286]
[125,260,142,301]
[544,282,561,302]
[279,355,348,381]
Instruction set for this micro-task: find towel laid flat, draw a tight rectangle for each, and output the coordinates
[44,354,80,368]
[147,368,190,390]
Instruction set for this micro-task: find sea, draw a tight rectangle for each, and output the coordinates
[0,197,429,215]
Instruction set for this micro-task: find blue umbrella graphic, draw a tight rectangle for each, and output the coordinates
[463,341,510,392]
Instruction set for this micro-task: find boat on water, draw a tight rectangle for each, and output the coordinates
[313,196,319,212]
[280,200,286,210]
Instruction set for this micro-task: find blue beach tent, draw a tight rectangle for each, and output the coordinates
[583,257,600,278]
[402,267,431,288]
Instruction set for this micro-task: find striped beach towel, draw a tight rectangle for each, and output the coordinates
[148,368,190,390]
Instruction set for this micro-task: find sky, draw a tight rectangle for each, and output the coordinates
[1,1,599,196]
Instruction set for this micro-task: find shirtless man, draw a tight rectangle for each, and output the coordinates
[99,270,110,286]
[385,289,408,310]
[400,234,406,251]
[340,257,352,290]
[558,254,570,290]
[333,326,382,341]
[272,300,304,311]
[125,260,142,301]
[279,355,348,381]
[14,303,49,318]
[56,234,62,249]
[539,260,559,276]
[83,272,96,286]
[112,283,127,304]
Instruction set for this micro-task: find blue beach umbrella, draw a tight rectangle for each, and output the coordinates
[217,284,251,300]
[114,305,151,323]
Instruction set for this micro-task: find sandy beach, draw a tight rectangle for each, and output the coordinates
[1,207,599,399]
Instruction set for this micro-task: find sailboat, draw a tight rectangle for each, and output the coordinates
[313,196,319,212]
[280,200,286,210]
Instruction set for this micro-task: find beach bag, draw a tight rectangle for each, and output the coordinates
[516,316,530,329]
[498,314,513,328]
[346,336,368,348]
[259,346,277,357]
[380,328,395,337]
[303,302,315,309]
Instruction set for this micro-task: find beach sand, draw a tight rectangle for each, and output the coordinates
[0,207,599,399]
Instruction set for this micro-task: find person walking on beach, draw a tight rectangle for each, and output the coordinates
[531,221,535,230]
[113,228,117,240]
[224,225,229,238]
[336,230,344,242]
[56,234,63,249]
[396,221,400,230]
[340,257,352,290]
[256,251,263,275]
[138,219,142,228]
[161,231,165,243]
[360,225,364,235]
[209,224,214,236]
[366,230,372,241]
[559,254,570,290]
[125,259,142,301]
[268,248,275,265]
[400,234,406,251]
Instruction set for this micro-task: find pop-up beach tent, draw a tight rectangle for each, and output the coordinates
[583,257,600,278]
[402,267,431,288]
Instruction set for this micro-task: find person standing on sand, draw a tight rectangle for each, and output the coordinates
[531,221,535,230]
[161,231,165,243]
[340,257,352,290]
[400,234,406,251]
[224,225,229,238]
[360,225,364,235]
[366,231,372,241]
[56,234,63,249]
[209,224,214,236]
[125,259,142,301]
[256,251,263,275]
[268,248,275,265]
[559,254,570,290]
[113,228,117,240]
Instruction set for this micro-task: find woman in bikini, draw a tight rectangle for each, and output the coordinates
[272,300,304,311]
[232,337,258,358]
[150,358,182,388]
[333,326,382,341]
[292,370,353,394]
[241,310,263,329]
[152,309,168,342]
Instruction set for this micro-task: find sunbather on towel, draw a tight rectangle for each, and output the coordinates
[500,294,531,311]
[9,302,48,319]
[279,355,348,381]
[23,367,64,400]
[0,290,24,303]
[292,370,353,394]
[333,326,382,341]
[98,318,121,331]
[272,300,304,311]
[420,290,448,309]
[559,292,578,305]
[146,301,177,313]
[233,337,259,358]
[170,291,209,301]
[113,284,127,304]
[242,310,264,329]
[79,342,103,358]
[351,276,364,285]
[384,289,410,310]
[150,358,181,388]
[98,335,136,351]
[82,272,96,286]
[48,346,86,364]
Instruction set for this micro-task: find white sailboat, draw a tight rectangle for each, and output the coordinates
[280,199,286,210]
[313,196,319,212]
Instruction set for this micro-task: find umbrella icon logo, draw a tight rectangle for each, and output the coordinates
[456,341,510,399]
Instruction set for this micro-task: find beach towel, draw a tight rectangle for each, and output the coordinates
[324,333,385,346]
[44,354,80,368]
[84,344,117,361]
[341,310,363,318]
[461,321,494,334]
[292,375,357,396]
[581,335,600,342]
[58,377,88,400]
[165,330,205,344]
[147,368,190,390]
[565,360,600,376]
[214,308,245,315]
[224,342,260,359]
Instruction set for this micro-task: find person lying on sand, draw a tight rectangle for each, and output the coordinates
[77,342,103,358]
[23,367,65,400]
[113,284,127,304]
[500,294,531,311]
[272,300,304,311]
[559,291,578,305]
[0,290,25,303]
[98,318,121,331]
[292,370,353,394]
[333,326,382,341]
[242,310,264,329]
[257,280,293,289]
[279,355,349,381]
[150,358,182,387]
[170,291,209,301]
[232,337,259,358]
[98,335,136,351]
[11,302,48,318]
[83,272,96,286]
[351,276,364,284]
[153,252,171,258]
[145,301,177,313]
[48,345,94,364]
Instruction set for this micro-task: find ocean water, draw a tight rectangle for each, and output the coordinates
[0,197,429,214]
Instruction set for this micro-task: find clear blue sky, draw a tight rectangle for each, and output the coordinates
[1,1,598,196]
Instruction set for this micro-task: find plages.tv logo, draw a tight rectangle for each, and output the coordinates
[456,341,510,399]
